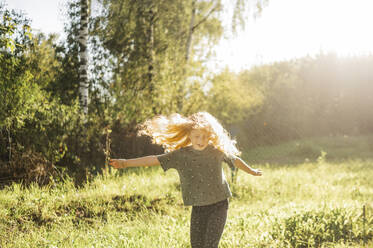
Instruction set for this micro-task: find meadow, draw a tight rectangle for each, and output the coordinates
[0,135,372,248]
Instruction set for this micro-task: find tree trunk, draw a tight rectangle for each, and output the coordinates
[79,0,89,115]
[148,7,156,114]
[177,0,196,113]
[185,0,196,62]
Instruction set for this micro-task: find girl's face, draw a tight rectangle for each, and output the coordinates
[189,129,209,151]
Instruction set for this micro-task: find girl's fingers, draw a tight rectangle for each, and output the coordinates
[254,169,262,176]
[109,160,117,167]
[109,159,123,169]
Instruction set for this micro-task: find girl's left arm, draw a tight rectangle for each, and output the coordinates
[234,157,262,176]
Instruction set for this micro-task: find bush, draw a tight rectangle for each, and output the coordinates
[0,150,55,186]
[269,207,373,247]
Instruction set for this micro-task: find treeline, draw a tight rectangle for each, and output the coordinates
[211,54,373,148]
[1,1,372,185]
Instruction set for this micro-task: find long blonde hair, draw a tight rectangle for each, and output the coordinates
[137,112,241,158]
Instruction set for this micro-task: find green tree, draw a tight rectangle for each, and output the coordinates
[0,5,33,161]
[0,5,87,184]
[90,0,269,126]
[78,0,90,115]
[206,68,264,125]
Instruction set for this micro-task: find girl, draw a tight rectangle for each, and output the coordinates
[110,112,262,248]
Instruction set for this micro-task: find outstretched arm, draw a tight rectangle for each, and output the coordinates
[109,155,160,169]
[234,157,262,176]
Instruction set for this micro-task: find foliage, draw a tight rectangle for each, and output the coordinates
[0,0,275,185]
[270,207,373,247]
[207,54,373,149]
[0,5,33,131]
[206,68,264,125]
[91,0,203,124]
[0,5,94,185]
[90,0,270,126]
[0,4,32,54]
[50,0,81,105]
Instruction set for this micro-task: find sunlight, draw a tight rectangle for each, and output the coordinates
[214,0,373,71]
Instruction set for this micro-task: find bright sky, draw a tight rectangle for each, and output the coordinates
[2,0,66,35]
[3,0,373,72]
[214,0,373,71]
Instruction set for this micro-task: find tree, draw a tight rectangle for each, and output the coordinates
[90,0,269,126]
[78,0,90,115]
[0,5,82,182]
[206,68,264,125]
[92,0,189,125]
[0,5,33,161]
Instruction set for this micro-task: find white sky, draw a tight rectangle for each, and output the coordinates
[3,0,373,72]
[214,0,373,71]
[2,0,66,35]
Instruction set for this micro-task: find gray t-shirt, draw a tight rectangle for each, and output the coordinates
[157,144,237,206]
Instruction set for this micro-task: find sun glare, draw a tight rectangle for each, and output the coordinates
[215,0,373,71]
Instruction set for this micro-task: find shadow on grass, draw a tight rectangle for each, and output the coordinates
[4,193,178,230]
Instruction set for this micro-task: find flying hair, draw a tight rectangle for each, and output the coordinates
[137,112,241,158]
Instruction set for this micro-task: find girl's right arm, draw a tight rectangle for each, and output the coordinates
[109,155,160,169]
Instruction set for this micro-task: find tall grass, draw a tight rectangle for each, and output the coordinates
[1,136,372,247]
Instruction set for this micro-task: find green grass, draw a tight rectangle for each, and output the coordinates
[243,134,373,165]
[1,135,373,247]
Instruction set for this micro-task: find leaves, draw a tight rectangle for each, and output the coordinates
[270,207,373,247]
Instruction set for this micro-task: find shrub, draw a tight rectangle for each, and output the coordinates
[270,207,373,247]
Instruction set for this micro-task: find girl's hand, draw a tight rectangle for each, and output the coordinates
[252,168,262,176]
[109,159,124,169]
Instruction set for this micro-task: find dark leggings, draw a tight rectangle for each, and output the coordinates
[190,199,229,248]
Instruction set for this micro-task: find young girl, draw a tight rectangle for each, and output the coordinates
[110,112,262,248]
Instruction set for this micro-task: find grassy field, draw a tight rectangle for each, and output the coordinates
[0,135,372,247]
